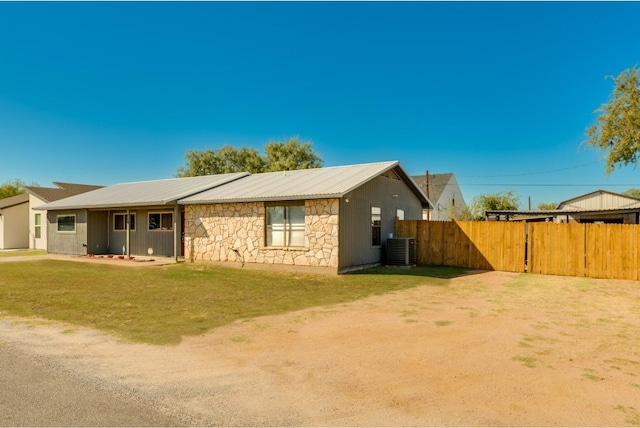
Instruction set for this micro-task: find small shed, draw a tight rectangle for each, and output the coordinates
[487,190,640,224]
[556,190,640,223]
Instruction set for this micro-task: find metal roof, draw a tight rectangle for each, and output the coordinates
[35,173,249,210]
[486,206,640,216]
[181,161,431,206]
[558,189,640,210]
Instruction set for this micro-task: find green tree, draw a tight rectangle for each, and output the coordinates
[537,202,558,210]
[468,191,520,220]
[263,137,323,172]
[585,67,640,173]
[0,178,30,200]
[176,137,322,177]
[444,204,474,221]
[176,146,265,177]
[623,188,640,199]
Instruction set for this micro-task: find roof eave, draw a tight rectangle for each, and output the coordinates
[34,201,182,211]
[0,201,29,210]
[180,194,344,205]
[395,165,433,209]
[336,161,432,209]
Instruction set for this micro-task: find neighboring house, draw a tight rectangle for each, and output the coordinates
[37,161,431,273]
[411,172,466,220]
[487,190,640,224]
[0,193,29,249]
[26,182,104,250]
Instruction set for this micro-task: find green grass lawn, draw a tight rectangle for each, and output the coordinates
[0,260,466,345]
[0,250,47,258]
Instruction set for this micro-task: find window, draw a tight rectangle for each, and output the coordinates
[396,209,405,220]
[57,215,76,233]
[34,213,41,239]
[266,201,305,247]
[149,212,173,231]
[114,213,136,231]
[372,206,381,246]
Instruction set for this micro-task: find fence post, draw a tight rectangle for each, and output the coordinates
[416,220,422,265]
[524,223,529,273]
[582,223,587,277]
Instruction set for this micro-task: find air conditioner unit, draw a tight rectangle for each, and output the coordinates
[386,237,416,266]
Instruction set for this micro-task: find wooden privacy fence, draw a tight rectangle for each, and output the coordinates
[395,220,640,280]
[395,220,525,272]
[528,222,640,280]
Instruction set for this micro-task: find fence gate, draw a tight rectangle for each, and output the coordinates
[396,220,640,280]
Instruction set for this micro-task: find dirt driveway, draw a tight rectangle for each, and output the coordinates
[2,270,640,426]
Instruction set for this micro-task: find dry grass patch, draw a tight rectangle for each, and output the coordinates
[0,260,464,345]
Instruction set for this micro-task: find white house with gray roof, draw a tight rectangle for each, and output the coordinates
[26,182,103,250]
[411,172,466,220]
[0,193,29,249]
[37,161,431,273]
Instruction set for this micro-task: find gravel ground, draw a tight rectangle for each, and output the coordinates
[2,270,640,426]
[0,343,189,426]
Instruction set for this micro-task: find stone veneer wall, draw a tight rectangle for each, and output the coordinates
[184,198,339,268]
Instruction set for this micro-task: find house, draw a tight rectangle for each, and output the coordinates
[411,172,466,220]
[37,161,431,272]
[0,193,29,249]
[180,161,430,272]
[26,182,104,250]
[486,190,640,224]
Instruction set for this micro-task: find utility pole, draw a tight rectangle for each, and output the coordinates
[425,170,431,220]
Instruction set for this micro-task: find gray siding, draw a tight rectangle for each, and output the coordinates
[87,211,109,254]
[338,175,423,270]
[47,209,88,255]
[48,207,182,257]
[107,208,181,257]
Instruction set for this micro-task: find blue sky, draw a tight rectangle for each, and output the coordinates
[1,1,639,209]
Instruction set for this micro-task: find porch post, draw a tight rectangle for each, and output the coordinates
[126,208,130,257]
[174,205,179,262]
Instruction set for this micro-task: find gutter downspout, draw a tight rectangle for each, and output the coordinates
[107,210,110,253]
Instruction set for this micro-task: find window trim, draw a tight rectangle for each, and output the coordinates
[34,213,42,239]
[371,205,382,247]
[57,214,76,234]
[265,201,306,248]
[114,213,136,232]
[148,212,173,232]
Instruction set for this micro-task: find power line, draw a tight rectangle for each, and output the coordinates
[458,161,603,178]
[459,183,639,187]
